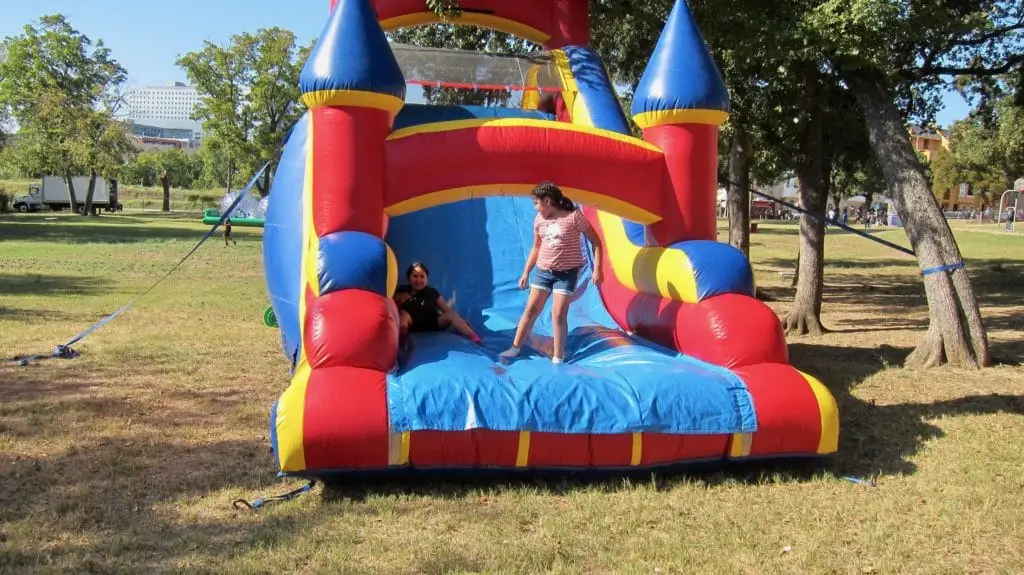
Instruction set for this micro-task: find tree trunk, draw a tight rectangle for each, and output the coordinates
[260,165,272,198]
[161,171,171,212]
[842,66,989,368]
[64,171,80,214]
[791,249,800,287]
[83,169,98,216]
[785,66,828,336]
[727,123,751,257]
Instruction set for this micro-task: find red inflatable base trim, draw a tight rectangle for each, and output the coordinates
[295,359,824,472]
[303,365,390,470]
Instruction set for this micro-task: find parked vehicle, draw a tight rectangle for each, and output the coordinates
[12,175,123,214]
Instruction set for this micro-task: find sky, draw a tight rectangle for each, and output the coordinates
[0,0,972,127]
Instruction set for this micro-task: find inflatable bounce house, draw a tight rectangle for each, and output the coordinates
[263,0,839,478]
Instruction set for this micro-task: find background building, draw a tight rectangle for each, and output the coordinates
[756,174,799,218]
[124,82,204,145]
[909,125,950,161]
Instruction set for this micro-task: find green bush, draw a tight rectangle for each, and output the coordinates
[0,190,9,213]
[185,193,219,208]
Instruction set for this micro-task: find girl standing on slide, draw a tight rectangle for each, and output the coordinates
[499,181,604,364]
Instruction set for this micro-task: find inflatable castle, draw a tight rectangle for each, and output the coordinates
[263,0,839,478]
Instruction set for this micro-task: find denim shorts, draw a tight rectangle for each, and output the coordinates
[531,267,580,295]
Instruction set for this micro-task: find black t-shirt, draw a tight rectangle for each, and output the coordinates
[395,285,441,321]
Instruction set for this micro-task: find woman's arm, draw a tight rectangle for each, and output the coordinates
[582,220,604,284]
[520,233,541,288]
[524,233,541,274]
[436,295,452,314]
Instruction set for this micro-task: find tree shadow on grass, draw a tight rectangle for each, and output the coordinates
[759,261,1022,318]
[0,366,305,572]
[0,434,304,572]
[0,305,80,322]
[0,218,209,244]
[0,273,111,297]
[787,342,1024,479]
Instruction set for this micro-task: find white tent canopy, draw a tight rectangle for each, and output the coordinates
[840,195,893,209]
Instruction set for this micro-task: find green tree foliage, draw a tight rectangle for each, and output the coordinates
[0,14,137,214]
[122,149,202,188]
[177,28,311,197]
[193,137,234,190]
[927,147,960,202]
[945,96,1024,203]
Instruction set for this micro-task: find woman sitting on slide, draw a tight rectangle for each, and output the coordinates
[394,262,482,345]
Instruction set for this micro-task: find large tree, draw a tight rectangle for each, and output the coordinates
[810,0,1023,368]
[177,28,310,197]
[0,15,136,215]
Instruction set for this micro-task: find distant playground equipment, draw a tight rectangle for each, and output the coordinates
[202,189,267,227]
[261,0,839,480]
[997,184,1022,232]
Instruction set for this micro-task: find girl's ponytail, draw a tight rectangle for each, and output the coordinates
[532,181,576,212]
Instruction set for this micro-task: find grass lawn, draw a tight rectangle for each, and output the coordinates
[1,212,1022,574]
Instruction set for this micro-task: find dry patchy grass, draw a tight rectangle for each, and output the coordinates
[1,213,1022,574]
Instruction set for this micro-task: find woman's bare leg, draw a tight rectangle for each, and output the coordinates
[440,311,481,343]
[550,292,572,362]
[500,288,550,359]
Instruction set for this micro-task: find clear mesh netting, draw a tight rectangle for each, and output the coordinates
[220,190,267,220]
[391,43,562,94]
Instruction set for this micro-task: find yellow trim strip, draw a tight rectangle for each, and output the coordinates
[630,433,643,466]
[277,361,310,472]
[400,431,411,465]
[521,64,541,111]
[551,49,594,128]
[729,433,753,458]
[385,244,399,298]
[385,184,660,225]
[276,115,319,474]
[597,210,700,302]
[380,13,551,45]
[303,116,322,300]
[800,371,840,454]
[386,117,663,153]
[388,431,402,466]
[301,90,404,114]
[632,109,729,129]
[516,431,531,467]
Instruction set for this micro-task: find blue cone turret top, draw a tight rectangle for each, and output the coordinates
[630,0,730,128]
[300,0,406,112]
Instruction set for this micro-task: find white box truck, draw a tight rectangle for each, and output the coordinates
[12,175,123,214]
